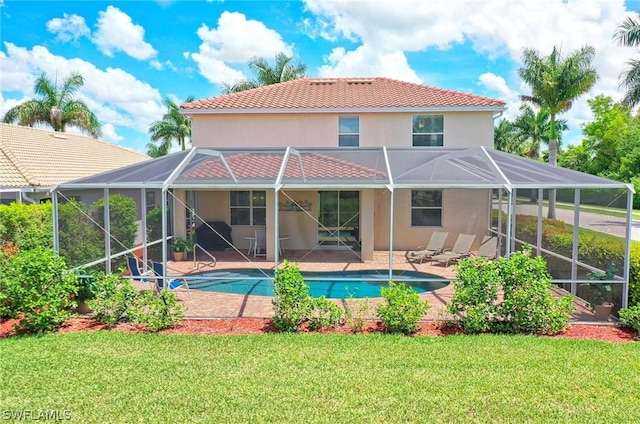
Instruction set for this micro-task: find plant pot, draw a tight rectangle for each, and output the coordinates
[172,251,185,262]
[594,303,613,321]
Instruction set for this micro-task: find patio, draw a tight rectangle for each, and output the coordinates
[145,249,602,323]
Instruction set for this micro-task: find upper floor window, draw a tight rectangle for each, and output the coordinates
[411,190,442,227]
[339,116,359,147]
[413,115,444,146]
[230,191,266,226]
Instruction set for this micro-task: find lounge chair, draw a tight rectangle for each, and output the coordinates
[475,235,498,259]
[150,261,191,300]
[406,231,449,264]
[430,233,476,266]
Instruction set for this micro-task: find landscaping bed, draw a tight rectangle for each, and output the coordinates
[1,316,636,343]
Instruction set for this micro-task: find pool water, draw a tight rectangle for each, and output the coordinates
[189,269,449,299]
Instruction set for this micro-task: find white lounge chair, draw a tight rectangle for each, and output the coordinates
[406,231,449,264]
[431,234,476,266]
[475,235,498,259]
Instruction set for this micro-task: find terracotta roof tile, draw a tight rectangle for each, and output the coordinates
[180,152,387,180]
[0,123,149,188]
[182,77,505,111]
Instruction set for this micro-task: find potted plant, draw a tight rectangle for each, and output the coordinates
[172,237,193,261]
[585,264,616,321]
[75,272,98,314]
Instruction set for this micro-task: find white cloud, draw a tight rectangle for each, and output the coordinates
[100,123,124,143]
[186,11,293,85]
[319,46,420,82]
[0,42,165,136]
[150,59,177,71]
[46,13,90,42]
[304,0,631,141]
[92,6,157,60]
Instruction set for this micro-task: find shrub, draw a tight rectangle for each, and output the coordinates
[308,296,343,331]
[88,273,138,328]
[0,248,78,333]
[0,202,52,251]
[376,281,430,335]
[129,289,185,332]
[447,256,500,334]
[449,245,574,335]
[618,304,640,333]
[58,200,103,268]
[272,260,311,332]
[344,294,371,332]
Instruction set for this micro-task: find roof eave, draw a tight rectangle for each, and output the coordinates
[181,105,507,115]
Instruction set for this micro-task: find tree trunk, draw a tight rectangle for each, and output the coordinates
[547,138,557,219]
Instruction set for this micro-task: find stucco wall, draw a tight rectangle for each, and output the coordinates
[190,111,495,148]
[373,188,492,251]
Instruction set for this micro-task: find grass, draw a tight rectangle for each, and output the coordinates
[2,332,639,423]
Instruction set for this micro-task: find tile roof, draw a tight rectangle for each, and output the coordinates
[180,152,387,181]
[0,123,149,188]
[181,77,505,112]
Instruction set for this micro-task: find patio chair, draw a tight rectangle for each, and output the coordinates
[126,255,153,283]
[406,231,449,264]
[430,233,476,267]
[150,260,191,300]
[254,229,266,257]
[475,235,498,259]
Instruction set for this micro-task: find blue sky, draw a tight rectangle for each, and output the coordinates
[1,0,638,153]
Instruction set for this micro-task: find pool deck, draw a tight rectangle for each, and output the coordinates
[142,249,608,324]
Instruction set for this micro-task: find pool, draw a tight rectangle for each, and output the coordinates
[188,269,449,299]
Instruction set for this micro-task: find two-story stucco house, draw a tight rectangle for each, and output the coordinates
[178,77,506,261]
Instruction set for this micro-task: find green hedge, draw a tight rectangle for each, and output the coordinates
[512,214,640,307]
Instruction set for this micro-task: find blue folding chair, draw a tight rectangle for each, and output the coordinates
[150,261,191,300]
[126,256,150,282]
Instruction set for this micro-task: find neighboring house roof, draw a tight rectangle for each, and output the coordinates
[0,123,149,189]
[181,77,506,114]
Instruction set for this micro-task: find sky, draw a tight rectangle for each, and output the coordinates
[0,0,638,154]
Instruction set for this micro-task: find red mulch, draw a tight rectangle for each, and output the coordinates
[1,317,637,343]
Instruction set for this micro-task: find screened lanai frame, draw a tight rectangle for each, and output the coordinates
[52,146,635,308]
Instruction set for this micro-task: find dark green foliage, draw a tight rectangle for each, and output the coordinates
[308,296,344,330]
[0,202,52,250]
[0,247,78,333]
[92,194,138,254]
[58,200,102,268]
[618,304,640,333]
[129,289,185,332]
[272,260,311,332]
[449,245,574,334]
[88,273,138,328]
[376,281,430,334]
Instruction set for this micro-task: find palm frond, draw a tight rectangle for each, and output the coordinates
[614,14,640,46]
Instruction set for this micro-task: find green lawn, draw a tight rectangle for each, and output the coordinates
[2,332,639,423]
[516,197,640,220]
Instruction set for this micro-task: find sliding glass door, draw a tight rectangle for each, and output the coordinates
[317,191,359,247]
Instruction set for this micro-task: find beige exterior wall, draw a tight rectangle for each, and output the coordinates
[373,188,492,251]
[190,111,495,148]
[191,187,490,259]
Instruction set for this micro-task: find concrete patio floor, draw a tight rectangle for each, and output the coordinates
[144,249,607,324]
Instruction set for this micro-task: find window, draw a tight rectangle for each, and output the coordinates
[413,115,444,146]
[339,116,359,147]
[230,191,266,226]
[411,190,442,226]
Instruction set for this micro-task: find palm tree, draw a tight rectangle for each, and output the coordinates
[518,45,598,217]
[147,96,195,155]
[615,13,640,109]
[512,104,568,161]
[222,52,307,93]
[2,72,101,138]
[512,104,568,202]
